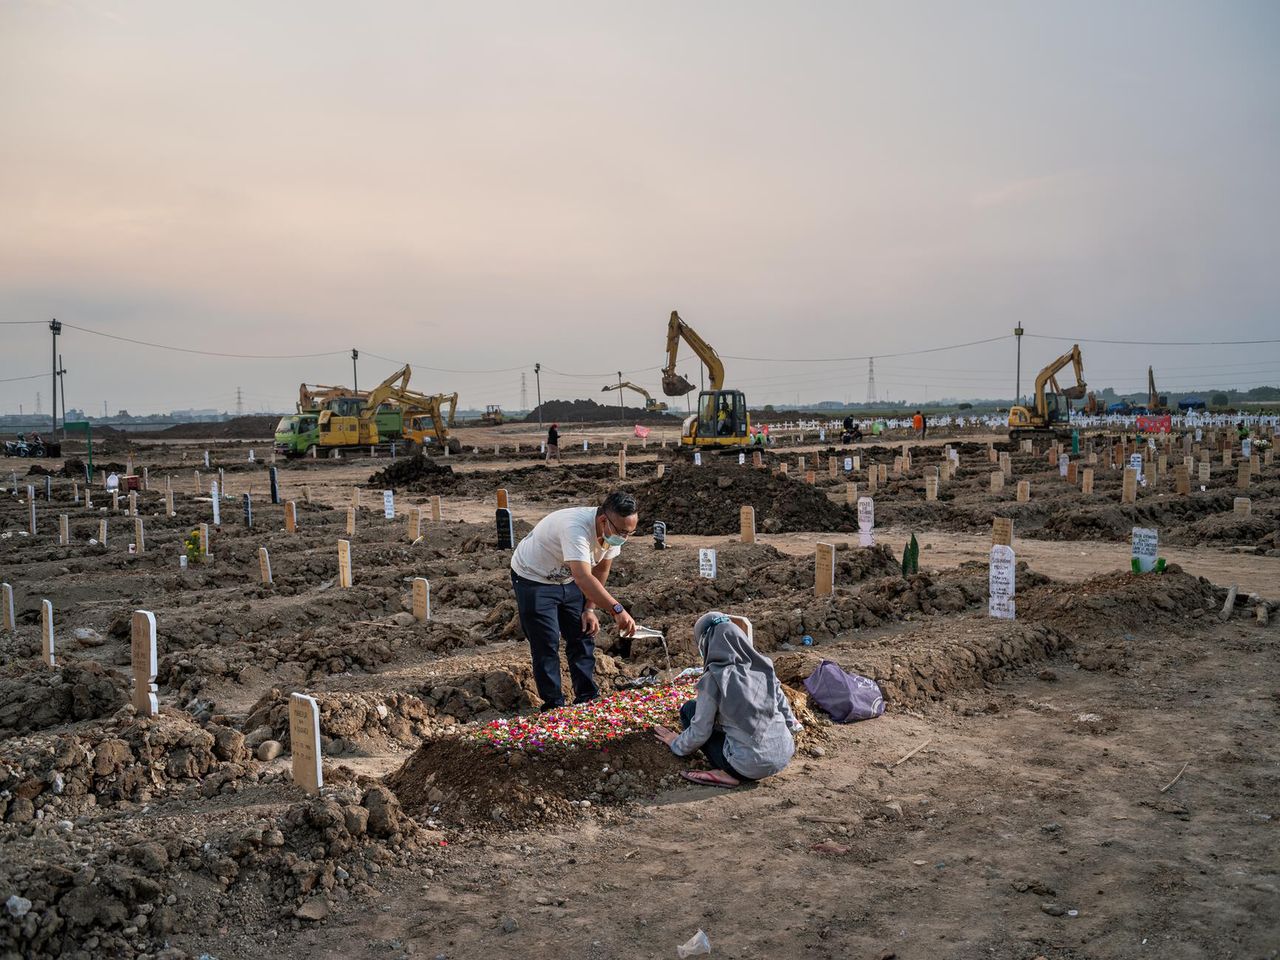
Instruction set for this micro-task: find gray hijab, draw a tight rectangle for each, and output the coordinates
[694,611,780,741]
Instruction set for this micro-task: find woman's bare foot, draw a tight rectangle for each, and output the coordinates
[680,769,740,789]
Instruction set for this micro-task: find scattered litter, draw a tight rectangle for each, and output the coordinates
[677,929,711,958]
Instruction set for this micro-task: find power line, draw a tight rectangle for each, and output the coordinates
[0,372,46,383]
[361,351,529,375]
[1026,333,1280,347]
[722,333,1012,363]
[58,322,349,359]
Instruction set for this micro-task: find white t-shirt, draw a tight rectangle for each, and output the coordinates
[511,506,621,585]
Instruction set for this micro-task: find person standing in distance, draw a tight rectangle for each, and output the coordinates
[510,492,639,709]
[546,423,562,463]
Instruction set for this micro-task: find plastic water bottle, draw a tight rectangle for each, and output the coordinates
[801,634,814,646]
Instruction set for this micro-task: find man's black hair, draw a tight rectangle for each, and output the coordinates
[600,491,639,517]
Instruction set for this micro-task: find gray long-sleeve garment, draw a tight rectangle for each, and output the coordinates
[670,673,800,780]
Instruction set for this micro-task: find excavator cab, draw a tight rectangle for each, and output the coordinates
[685,390,750,447]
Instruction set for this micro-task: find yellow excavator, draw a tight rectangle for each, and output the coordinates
[404,393,460,453]
[600,381,668,412]
[1147,366,1169,414]
[318,365,462,453]
[662,310,751,447]
[298,383,365,415]
[1008,344,1087,439]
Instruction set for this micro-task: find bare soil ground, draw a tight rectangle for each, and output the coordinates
[1,424,1276,960]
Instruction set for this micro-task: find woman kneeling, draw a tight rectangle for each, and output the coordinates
[654,611,802,787]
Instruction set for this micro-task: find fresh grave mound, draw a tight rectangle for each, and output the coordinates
[471,680,695,749]
[388,732,686,829]
[240,688,441,754]
[389,679,694,827]
[1017,568,1224,636]
[387,677,825,828]
[367,453,457,491]
[0,661,127,736]
[0,709,251,824]
[634,461,858,534]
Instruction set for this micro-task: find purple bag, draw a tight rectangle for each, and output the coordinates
[803,660,885,723]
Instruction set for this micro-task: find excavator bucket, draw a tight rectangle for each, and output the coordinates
[662,372,696,397]
[1062,384,1088,400]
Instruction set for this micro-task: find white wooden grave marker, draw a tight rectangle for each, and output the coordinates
[41,599,55,666]
[698,548,717,579]
[988,545,1016,620]
[1131,527,1158,573]
[857,496,875,547]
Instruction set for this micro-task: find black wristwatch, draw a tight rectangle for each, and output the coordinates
[610,602,624,615]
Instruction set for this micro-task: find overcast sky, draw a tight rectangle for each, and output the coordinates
[2,0,1278,415]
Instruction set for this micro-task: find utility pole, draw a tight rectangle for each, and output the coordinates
[865,358,877,404]
[617,371,625,421]
[58,355,67,438]
[1014,324,1024,404]
[49,319,61,435]
[236,387,244,416]
[534,363,543,429]
[351,349,359,394]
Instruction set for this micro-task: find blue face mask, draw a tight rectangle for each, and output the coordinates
[601,513,630,547]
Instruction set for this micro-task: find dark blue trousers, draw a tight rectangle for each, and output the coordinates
[510,570,598,709]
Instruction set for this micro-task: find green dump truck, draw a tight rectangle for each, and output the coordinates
[273,407,404,457]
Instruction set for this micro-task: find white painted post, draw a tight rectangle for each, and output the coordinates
[41,599,55,666]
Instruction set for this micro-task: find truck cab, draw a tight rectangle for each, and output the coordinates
[274,414,319,457]
[681,390,750,447]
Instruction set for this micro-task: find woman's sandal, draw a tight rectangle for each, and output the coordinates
[680,769,740,789]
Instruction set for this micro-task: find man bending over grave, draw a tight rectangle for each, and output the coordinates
[510,492,639,709]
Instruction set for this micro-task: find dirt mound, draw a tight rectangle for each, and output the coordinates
[773,619,1067,708]
[634,461,858,534]
[366,453,458,491]
[0,779,425,960]
[242,688,439,752]
[0,661,127,735]
[150,415,279,439]
[0,710,252,823]
[1019,569,1222,633]
[388,733,688,828]
[527,397,678,424]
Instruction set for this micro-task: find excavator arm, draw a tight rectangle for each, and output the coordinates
[662,310,725,396]
[1033,345,1086,418]
[601,381,669,411]
[356,365,413,422]
[298,382,363,413]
